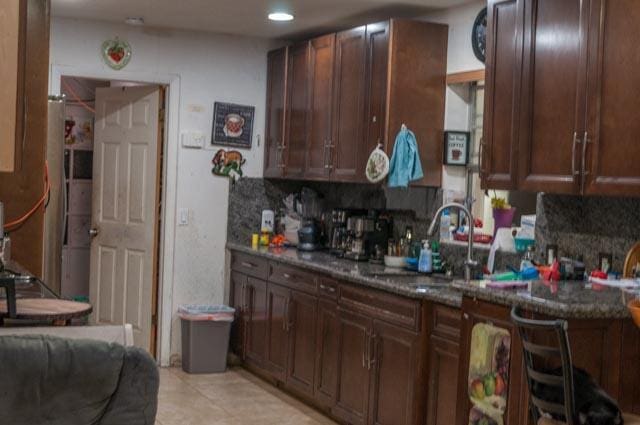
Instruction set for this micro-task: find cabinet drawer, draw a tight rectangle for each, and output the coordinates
[430,304,461,341]
[339,283,420,331]
[268,263,317,295]
[231,252,269,280]
[318,277,339,300]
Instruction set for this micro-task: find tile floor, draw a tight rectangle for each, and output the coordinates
[156,367,338,425]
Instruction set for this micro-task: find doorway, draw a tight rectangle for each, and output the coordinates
[58,76,166,355]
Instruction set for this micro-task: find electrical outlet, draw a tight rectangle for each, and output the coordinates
[178,208,189,226]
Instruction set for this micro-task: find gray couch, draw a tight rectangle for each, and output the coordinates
[0,335,159,425]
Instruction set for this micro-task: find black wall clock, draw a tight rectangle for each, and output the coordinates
[472,7,487,63]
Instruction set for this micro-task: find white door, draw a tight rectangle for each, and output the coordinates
[90,86,160,350]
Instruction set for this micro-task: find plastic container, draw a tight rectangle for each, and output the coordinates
[514,237,535,253]
[440,210,451,242]
[179,305,235,374]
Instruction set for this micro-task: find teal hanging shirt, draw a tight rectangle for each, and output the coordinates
[388,126,424,187]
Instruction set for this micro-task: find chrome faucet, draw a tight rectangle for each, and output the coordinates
[427,202,479,281]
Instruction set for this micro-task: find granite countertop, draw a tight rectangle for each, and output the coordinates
[451,279,635,319]
[227,243,462,308]
[228,243,637,319]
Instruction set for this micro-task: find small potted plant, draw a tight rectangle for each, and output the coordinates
[490,192,516,238]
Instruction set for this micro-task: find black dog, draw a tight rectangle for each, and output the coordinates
[533,367,623,425]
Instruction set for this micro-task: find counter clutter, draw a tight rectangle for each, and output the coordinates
[228,243,634,320]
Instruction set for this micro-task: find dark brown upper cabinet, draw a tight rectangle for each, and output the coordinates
[383,20,448,187]
[481,0,524,190]
[517,0,589,194]
[583,0,640,197]
[264,47,288,178]
[305,34,336,180]
[284,42,310,179]
[264,19,448,187]
[331,26,368,182]
[484,0,640,197]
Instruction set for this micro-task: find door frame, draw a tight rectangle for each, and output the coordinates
[51,65,180,366]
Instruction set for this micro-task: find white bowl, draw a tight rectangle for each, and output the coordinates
[384,255,408,268]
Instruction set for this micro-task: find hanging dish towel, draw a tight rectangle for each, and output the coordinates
[388,124,424,188]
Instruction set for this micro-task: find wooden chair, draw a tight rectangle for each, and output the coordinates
[511,307,640,425]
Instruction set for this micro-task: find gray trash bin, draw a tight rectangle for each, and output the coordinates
[179,305,235,374]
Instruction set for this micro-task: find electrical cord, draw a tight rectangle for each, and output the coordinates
[3,161,50,233]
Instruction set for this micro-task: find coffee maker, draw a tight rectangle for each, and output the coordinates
[344,216,375,261]
[329,209,349,256]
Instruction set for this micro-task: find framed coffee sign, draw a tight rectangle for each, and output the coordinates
[444,131,470,166]
[211,102,255,149]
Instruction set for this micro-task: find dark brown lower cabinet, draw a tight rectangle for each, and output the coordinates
[369,320,419,425]
[315,299,340,408]
[425,335,459,425]
[333,308,372,425]
[244,277,267,367]
[229,271,246,358]
[264,283,289,380]
[286,290,318,396]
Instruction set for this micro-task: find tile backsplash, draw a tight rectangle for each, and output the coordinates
[536,193,640,272]
[227,178,640,275]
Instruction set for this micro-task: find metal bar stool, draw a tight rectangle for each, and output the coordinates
[511,306,640,425]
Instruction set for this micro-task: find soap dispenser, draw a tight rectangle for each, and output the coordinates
[418,240,433,274]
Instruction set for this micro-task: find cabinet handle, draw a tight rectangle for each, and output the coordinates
[285,298,293,332]
[581,131,591,194]
[241,261,254,269]
[278,143,287,169]
[571,131,581,177]
[282,297,288,331]
[362,332,367,368]
[478,138,487,178]
[282,273,292,279]
[319,284,336,293]
[368,333,377,370]
[326,140,334,170]
[323,140,329,169]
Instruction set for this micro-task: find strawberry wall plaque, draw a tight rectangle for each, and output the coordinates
[101,38,132,70]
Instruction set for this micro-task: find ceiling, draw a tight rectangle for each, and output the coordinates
[52,0,472,39]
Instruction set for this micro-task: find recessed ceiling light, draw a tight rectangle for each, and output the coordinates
[268,12,294,22]
[125,17,145,26]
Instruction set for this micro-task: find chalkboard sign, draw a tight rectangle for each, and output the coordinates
[211,102,255,149]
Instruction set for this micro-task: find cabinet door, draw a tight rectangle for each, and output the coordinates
[482,0,525,190]
[583,0,640,196]
[331,26,367,182]
[264,47,288,178]
[245,277,267,366]
[286,290,318,396]
[517,0,590,194]
[265,283,290,381]
[364,22,389,151]
[426,335,460,425]
[315,299,340,407]
[305,34,335,180]
[230,272,247,358]
[285,42,309,178]
[333,308,372,425]
[368,320,418,425]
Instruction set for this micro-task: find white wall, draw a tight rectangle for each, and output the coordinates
[49,17,274,364]
[424,0,486,193]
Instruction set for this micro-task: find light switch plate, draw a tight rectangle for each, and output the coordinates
[181,131,205,149]
[178,208,189,226]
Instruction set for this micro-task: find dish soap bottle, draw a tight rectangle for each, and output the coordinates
[418,240,433,274]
